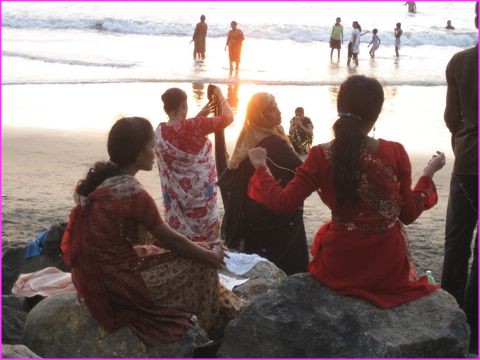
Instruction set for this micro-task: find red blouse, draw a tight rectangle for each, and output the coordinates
[248,139,439,309]
[160,115,228,154]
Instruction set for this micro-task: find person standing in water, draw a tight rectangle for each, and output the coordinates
[394,23,403,57]
[329,17,344,61]
[225,21,245,76]
[347,21,368,66]
[368,29,381,59]
[192,15,208,60]
[445,20,455,30]
[405,2,416,13]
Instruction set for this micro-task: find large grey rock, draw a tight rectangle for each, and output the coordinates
[225,260,286,303]
[2,295,27,344]
[23,293,209,358]
[219,273,470,358]
[2,344,40,358]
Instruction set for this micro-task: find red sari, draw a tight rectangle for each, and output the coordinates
[61,175,243,345]
[248,139,439,309]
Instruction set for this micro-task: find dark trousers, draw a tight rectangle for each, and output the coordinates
[441,174,478,353]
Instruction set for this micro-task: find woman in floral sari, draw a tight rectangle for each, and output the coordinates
[155,86,234,242]
[247,75,446,309]
[61,117,242,346]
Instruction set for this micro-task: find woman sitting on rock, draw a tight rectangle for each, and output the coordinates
[247,75,446,308]
[61,117,243,345]
[217,92,309,275]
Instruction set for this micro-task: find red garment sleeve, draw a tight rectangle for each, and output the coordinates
[188,115,228,137]
[121,190,164,233]
[248,147,322,215]
[396,144,438,225]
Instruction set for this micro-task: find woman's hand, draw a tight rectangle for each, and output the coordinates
[207,240,227,268]
[423,151,446,178]
[196,101,216,117]
[248,147,268,169]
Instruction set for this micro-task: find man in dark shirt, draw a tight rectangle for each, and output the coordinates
[441,2,478,355]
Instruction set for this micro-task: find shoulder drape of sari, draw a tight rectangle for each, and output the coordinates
[155,125,219,242]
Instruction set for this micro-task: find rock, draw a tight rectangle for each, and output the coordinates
[23,293,209,358]
[2,295,27,344]
[218,273,470,358]
[224,260,286,303]
[2,344,41,358]
[2,246,66,296]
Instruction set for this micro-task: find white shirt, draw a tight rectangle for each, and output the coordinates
[351,28,361,53]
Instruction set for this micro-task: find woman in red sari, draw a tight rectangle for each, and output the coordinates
[61,117,242,346]
[247,75,446,309]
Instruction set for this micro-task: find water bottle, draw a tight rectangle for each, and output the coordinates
[426,270,436,285]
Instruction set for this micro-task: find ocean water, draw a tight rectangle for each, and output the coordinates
[2,1,477,86]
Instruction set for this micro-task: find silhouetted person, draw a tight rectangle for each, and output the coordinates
[225,21,245,76]
[329,17,344,61]
[394,23,403,57]
[445,20,455,30]
[441,2,478,355]
[405,2,416,13]
[192,15,208,60]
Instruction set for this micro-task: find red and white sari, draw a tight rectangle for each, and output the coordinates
[155,115,228,242]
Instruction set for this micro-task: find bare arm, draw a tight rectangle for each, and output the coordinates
[213,86,234,126]
[225,33,231,50]
[152,222,225,267]
[296,120,313,137]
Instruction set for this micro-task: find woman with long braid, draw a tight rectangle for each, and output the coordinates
[247,76,446,308]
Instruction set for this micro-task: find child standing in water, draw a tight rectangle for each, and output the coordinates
[368,29,381,58]
[394,23,403,57]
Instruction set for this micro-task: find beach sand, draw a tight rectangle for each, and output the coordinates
[2,82,454,282]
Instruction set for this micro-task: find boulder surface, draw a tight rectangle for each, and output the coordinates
[23,292,209,358]
[218,273,470,358]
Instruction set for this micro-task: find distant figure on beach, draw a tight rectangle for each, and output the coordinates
[247,75,446,309]
[405,1,416,13]
[394,23,403,57]
[227,84,239,109]
[347,21,368,66]
[288,107,314,155]
[329,17,344,61]
[155,86,234,243]
[192,15,208,60]
[217,93,309,275]
[368,29,381,59]
[225,21,245,76]
[441,3,478,354]
[61,117,243,345]
[445,20,455,30]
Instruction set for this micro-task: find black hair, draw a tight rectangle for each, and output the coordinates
[200,15,206,21]
[353,21,362,32]
[75,117,154,197]
[161,88,187,115]
[295,107,304,115]
[373,28,378,34]
[332,75,384,206]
